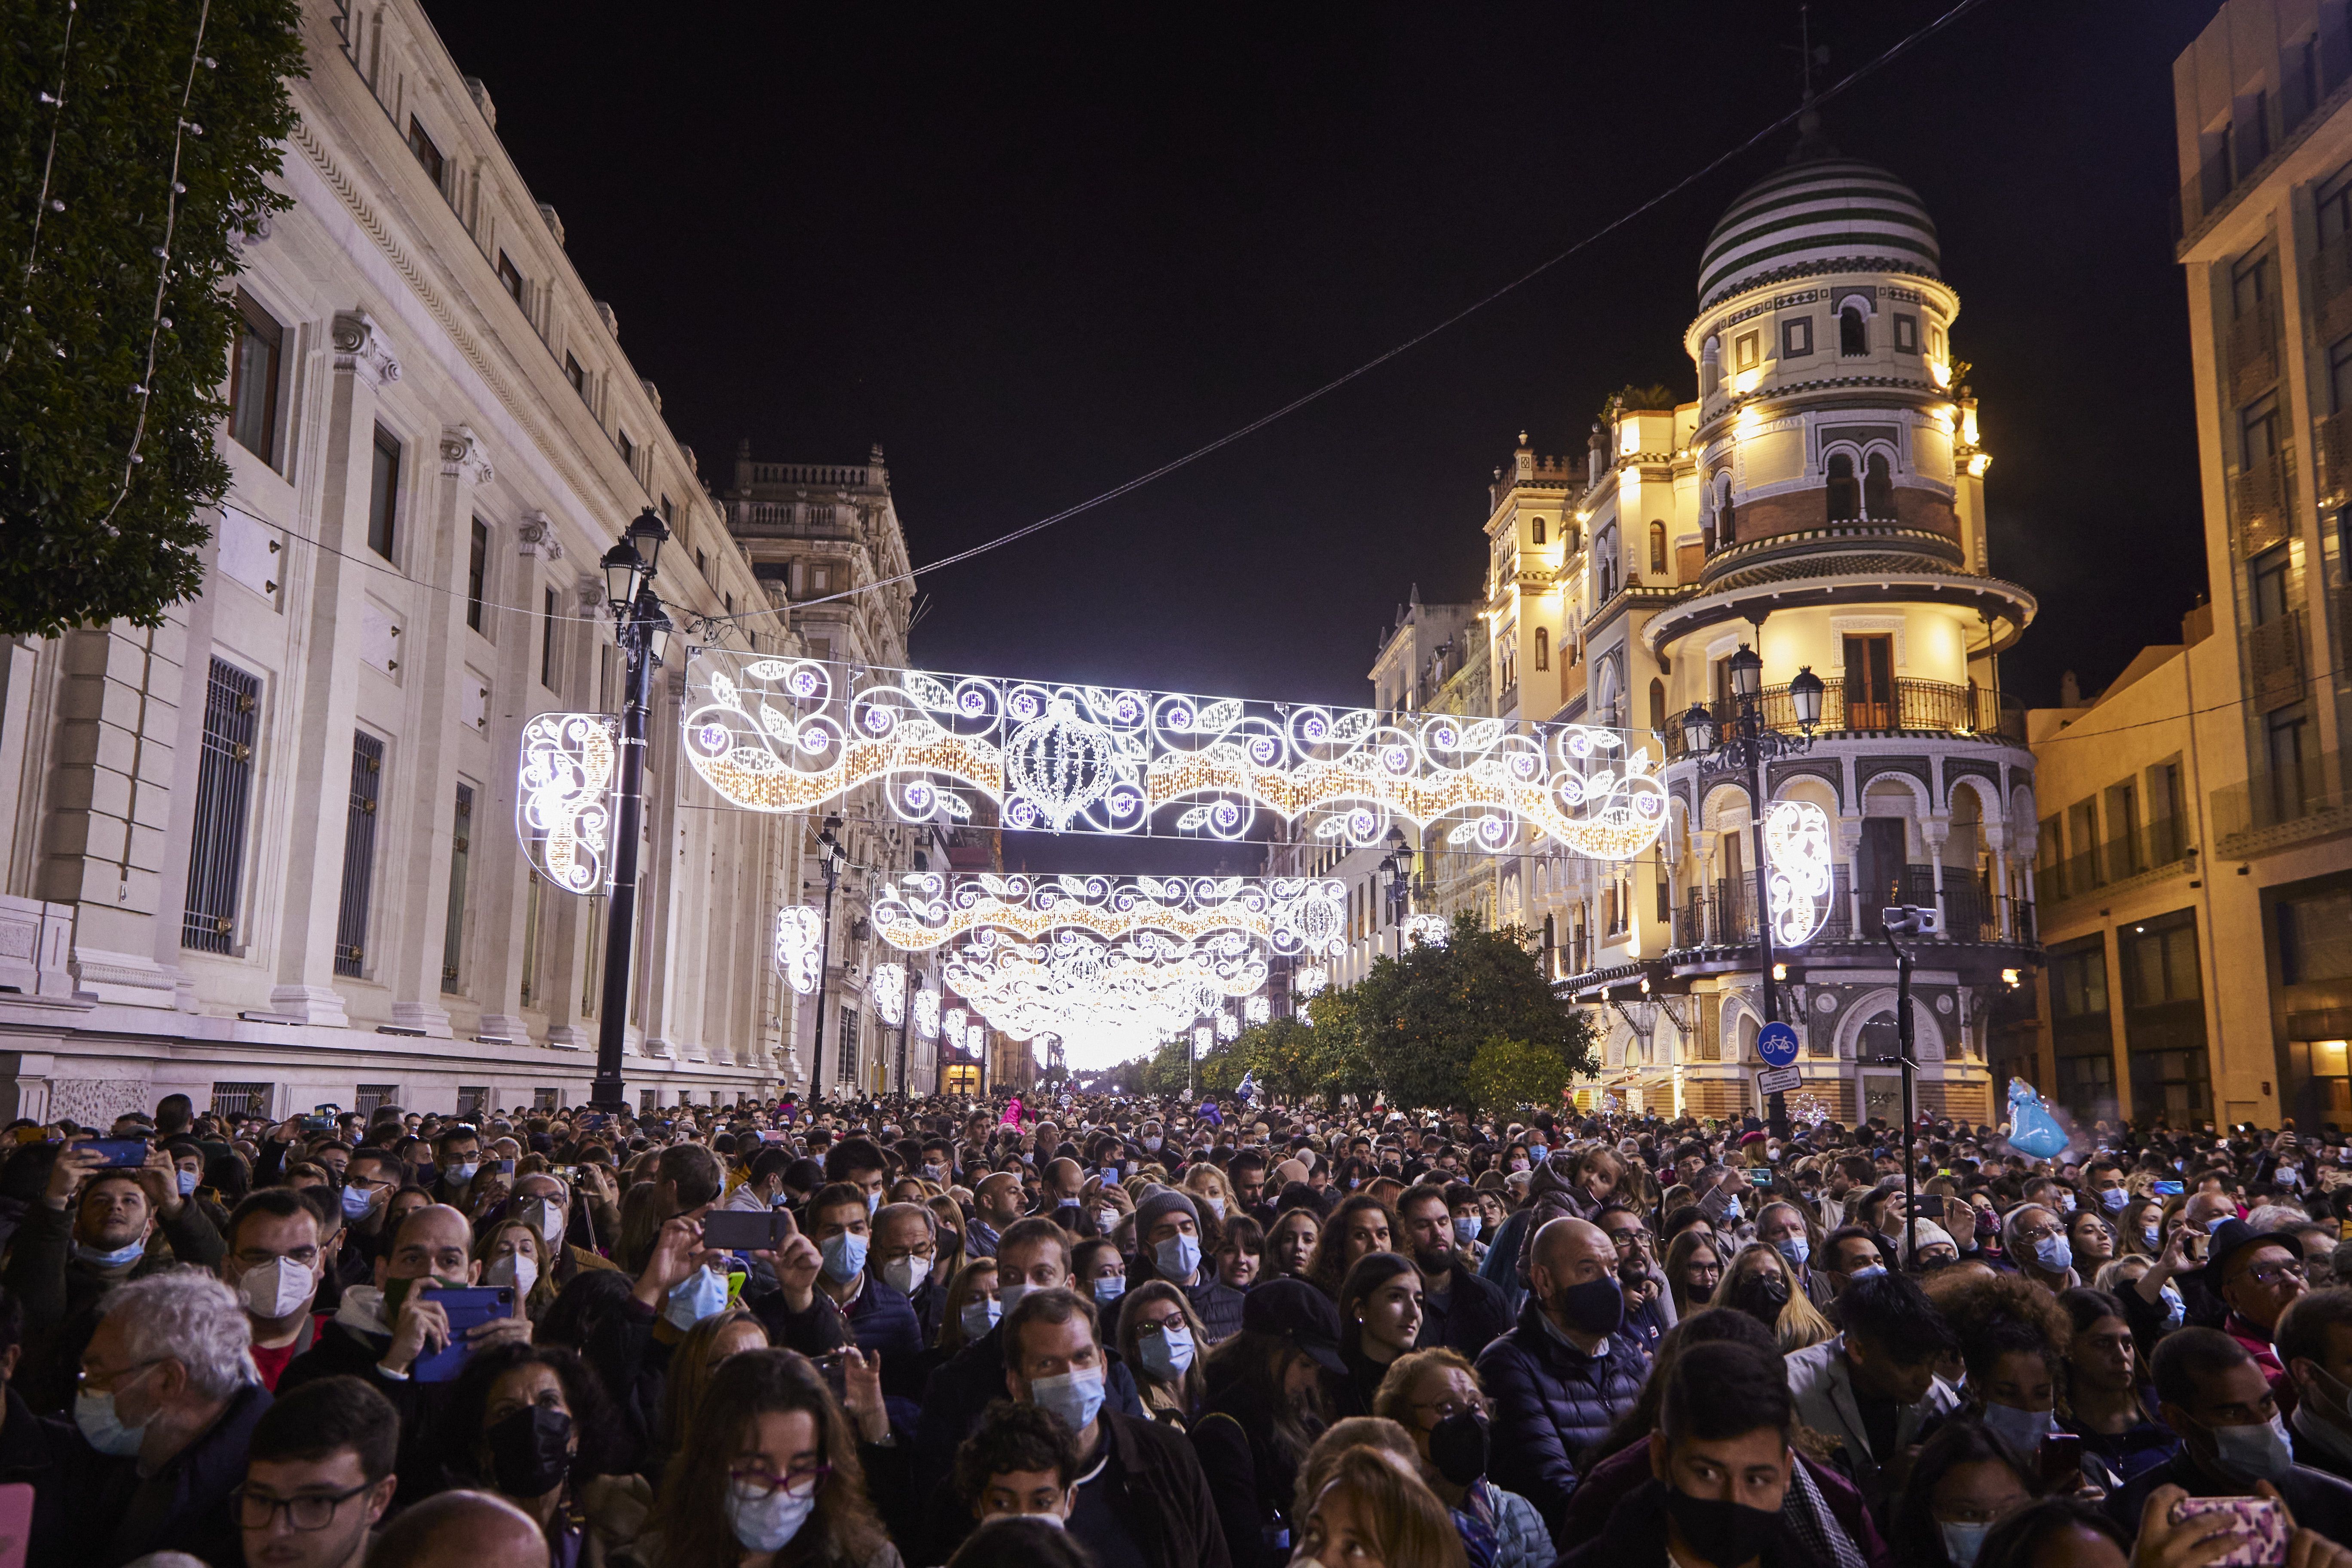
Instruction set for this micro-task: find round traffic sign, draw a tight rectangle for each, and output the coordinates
[1756,1021,1800,1067]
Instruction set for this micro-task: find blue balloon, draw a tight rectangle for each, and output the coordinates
[2005,1078,2069,1161]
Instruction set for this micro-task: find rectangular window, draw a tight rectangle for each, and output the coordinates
[565,355,587,400]
[1842,634,1896,729]
[660,494,674,526]
[2049,937,2109,1020]
[533,1087,560,1112]
[2242,392,2281,467]
[2281,884,2352,984]
[1893,314,1918,354]
[2233,249,2274,319]
[334,732,385,977]
[2321,162,2352,245]
[182,657,261,952]
[440,784,473,993]
[617,429,636,471]
[228,291,282,466]
[1735,331,1761,371]
[2251,545,2292,624]
[497,252,524,304]
[368,428,400,560]
[639,1088,657,1114]
[466,519,488,632]
[355,1084,397,1115]
[457,1086,489,1120]
[407,116,444,189]
[1779,317,1813,358]
[2121,910,2204,1008]
[210,1082,272,1119]
[696,549,709,583]
[838,1006,861,1084]
[540,588,557,688]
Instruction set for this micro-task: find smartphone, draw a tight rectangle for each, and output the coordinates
[1746,1168,1776,1188]
[2168,1496,2291,1566]
[9,1128,45,1146]
[412,1286,515,1382]
[813,1349,848,1401]
[2153,1180,2185,1196]
[313,1103,340,1115]
[83,1138,149,1169]
[2188,1231,2211,1263]
[493,1158,516,1175]
[2036,1432,2084,1488]
[302,1115,334,1132]
[701,1209,789,1252]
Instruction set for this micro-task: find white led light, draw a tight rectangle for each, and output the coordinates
[1764,799,1834,949]
[1403,914,1450,948]
[679,651,1666,861]
[1295,965,1330,998]
[773,906,824,995]
[1246,995,1270,1025]
[516,713,619,893]
[873,871,1349,956]
[871,962,906,1026]
[940,925,1271,1068]
[914,987,940,1040]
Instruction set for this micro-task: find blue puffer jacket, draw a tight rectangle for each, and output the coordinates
[1473,1298,1649,1544]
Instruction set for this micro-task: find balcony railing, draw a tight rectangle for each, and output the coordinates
[2234,448,2295,558]
[2040,818,2196,905]
[728,500,858,539]
[2175,42,2350,239]
[1669,865,2029,952]
[2249,610,2308,713]
[1660,678,2025,759]
[2212,747,2352,857]
[2228,303,2282,405]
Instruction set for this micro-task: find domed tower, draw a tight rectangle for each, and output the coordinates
[1597,127,2040,1127]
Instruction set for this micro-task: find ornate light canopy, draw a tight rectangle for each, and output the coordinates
[940,926,1261,1066]
[679,652,1667,856]
[870,962,906,1027]
[873,872,1346,955]
[774,906,825,995]
[1764,800,1835,948]
[517,713,618,893]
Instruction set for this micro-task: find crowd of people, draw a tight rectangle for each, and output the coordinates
[5,1087,2352,1567]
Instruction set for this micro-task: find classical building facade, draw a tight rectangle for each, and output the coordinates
[0,0,839,1122]
[1531,128,2038,1123]
[2025,0,2352,1133]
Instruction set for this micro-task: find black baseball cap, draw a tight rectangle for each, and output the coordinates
[1241,1277,1345,1372]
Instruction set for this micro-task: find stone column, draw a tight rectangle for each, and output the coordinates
[1838,815,1865,936]
[267,311,398,1025]
[1921,815,1950,926]
[1984,824,2012,941]
[467,490,547,1047]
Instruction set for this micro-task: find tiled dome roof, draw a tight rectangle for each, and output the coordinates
[1699,157,1939,306]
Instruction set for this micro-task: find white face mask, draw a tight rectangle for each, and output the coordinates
[521,1198,565,1247]
[484,1250,539,1298]
[726,1478,815,1553]
[1939,1518,1994,1568]
[882,1254,931,1297]
[236,1255,317,1320]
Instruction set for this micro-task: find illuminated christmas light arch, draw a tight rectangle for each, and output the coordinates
[1764,799,1835,948]
[873,872,1347,955]
[677,652,1666,858]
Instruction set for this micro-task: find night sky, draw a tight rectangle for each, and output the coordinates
[424,1,2219,867]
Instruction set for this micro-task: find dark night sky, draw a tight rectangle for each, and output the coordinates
[423,1,2217,747]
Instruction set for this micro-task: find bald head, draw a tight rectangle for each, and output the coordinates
[367,1490,543,1568]
[1530,1216,1614,1292]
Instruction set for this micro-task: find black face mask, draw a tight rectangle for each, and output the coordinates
[1665,1488,1781,1567]
[486,1403,574,1498]
[1551,1274,1625,1337]
[1429,1410,1489,1486]
[1733,1275,1790,1327]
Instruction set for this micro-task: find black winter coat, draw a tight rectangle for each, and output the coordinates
[1475,1299,1649,1540]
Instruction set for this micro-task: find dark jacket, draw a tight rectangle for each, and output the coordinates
[1418,1262,1513,1359]
[1480,1208,1535,1317]
[1185,1274,1246,1343]
[277,1302,456,1505]
[0,1386,65,1565]
[833,1272,925,1363]
[1476,1299,1649,1539]
[1554,1476,1831,1568]
[2294,1405,2352,1485]
[4,1197,227,1415]
[910,1323,1144,1480]
[1080,1409,1234,1568]
[2109,1449,2352,1547]
[904,1272,948,1348]
[1559,1440,1891,1568]
[46,1379,270,1568]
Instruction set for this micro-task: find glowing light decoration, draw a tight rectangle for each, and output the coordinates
[1764,800,1834,948]
[516,713,619,892]
[873,872,1348,955]
[944,1008,969,1049]
[1194,1026,1213,1054]
[679,651,1666,858]
[1403,914,1451,948]
[871,962,906,1027]
[1246,995,1270,1026]
[914,986,940,1040]
[940,926,1270,1067]
[774,906,825,995]
[1216,1012,1239,1042]
[1295,966,1330,999]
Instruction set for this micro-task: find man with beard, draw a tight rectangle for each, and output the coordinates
[1397,1183,1510,1356]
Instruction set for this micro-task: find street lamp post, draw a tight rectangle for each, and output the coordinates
[897,971,916,1099]
[805,816,847,1097]
[1680,641,1825,1140]
[1380,825,1410,957]
[591,511,675,1111]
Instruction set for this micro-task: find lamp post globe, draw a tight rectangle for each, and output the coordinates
[599,542,642,612]
[624,506,670,576]
[1680,702,1716,756]
[1728,643,1763,701]
[1789,666,1826,732]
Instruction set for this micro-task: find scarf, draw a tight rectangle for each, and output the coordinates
[1782,1457,1868,1568]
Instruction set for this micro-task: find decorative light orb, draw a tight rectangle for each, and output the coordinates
[914,987,940,1039]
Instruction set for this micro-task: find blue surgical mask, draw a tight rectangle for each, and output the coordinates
[1939,1519,1993,1568]
[998,1282,1032,1317]
[2159,1283,2186,1328]
[1027,1367,1106,1433]
[2033,1235,2073,1273]
[1091,1277,1127,1305]
[74,1369,153,1457]
[74,1237,148,1270]
[663,1264,729,1331]
[2210,1413,2297,1484]
[1453,1216,1482,1247]
[865,1190,881,1217]
[1139,1325,1195,1380]
[961,1296,1002,1339]
[448,1161,480,1185]
[726,1477,815,1553]
[2099,1187,2128,1212]
[1979,1401,2055,1459]
[1775,1235,1810,1269]
[1155,1233,1202,1281]
[175,1170,197,1197]
[820,1231,868,1284]
[1847,1264,1886,1281]
[340,1182,375,1219]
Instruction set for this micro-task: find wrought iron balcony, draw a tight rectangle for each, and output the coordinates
[1659,677,2024,760]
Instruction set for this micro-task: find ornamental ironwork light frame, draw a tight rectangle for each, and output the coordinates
[591,509,674,1109]
[1675,637,1824,1139]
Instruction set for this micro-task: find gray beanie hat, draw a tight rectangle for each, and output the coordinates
[1134,1185,1200,1238]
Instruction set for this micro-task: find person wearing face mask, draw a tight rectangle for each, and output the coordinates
[1372,1348,1553,1568]
[2056,1287,2177,1492]
[872,1201,948,1348]
[1396,1185,1512,1357]
[1133,1188,1244,1342]
[2107,1327,2352,1544]
[633,1348,898,1568]
[996,1286,1231,1568]
[429,1127,485,1208]
[2281,1288,2352,1482]
[802,1181,923,1373]
[1786,1268,1960,1518]
[220,1190,332,1390]
[444,1342,644,1564]
[54,1268,270,1568]
[473,1219,558,1324]
[2002,1205,2082,1297]
[6,1136,227,1417]
[1885,1420,2033,1568]
[1474,1216,1650,1538]
[1555,1341,1818,1568]
[1116,1281,1209,1430]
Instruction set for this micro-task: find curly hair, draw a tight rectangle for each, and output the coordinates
[439,1341,619,1482]
[1923,1265,2073,1384]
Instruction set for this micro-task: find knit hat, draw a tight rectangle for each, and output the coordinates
[1133,1186,1199,1240]
[1903,1219,1957,1255]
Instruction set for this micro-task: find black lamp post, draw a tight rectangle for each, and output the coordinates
[806,815,847,1095]
[591,510,674,1110]
[897,970,917,1099]
[1379,825,1410,954]
[1678,640,1825,1139]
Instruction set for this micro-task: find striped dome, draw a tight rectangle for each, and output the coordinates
[1698,157,1939,306]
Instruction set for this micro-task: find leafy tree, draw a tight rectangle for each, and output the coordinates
[1463,1035,1575,1119]
[1349,914,1598,1113]
[1,0,305,635]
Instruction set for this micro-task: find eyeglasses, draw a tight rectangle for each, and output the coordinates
[729,1462,832,1499]
[1408,1393,1490,1423]
[2244,1259,2308,1288]
[234,1481,375,1531]
[76,1356,163,1394]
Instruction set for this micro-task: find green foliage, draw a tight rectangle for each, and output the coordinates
[1,0,305,635]
[1463,1035,1575,1119]
[1600,382,1679,420]
[1349,914,1598,1113]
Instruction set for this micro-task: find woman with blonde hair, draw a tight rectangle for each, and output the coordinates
[1710,1240,1834,1352]
[1372,1349,1553,1568]
[1265,1208,1322,1283]
[1183,1161,1237,1227]
[475,1218,559,1323]
[1292,1442,1468,1568]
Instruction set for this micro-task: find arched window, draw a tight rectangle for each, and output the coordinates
[1826,453,1860,521]
[1534,627,1550,671]
[1864,450,1895,518]
[1713,476,1735,550]
[1596,527,1618,599]
[1839,305,1868,356]
[1532,516,1547,545]
[1564,524,1582,555]
[1648,677,1666,733]
[1648,521,1667,576]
